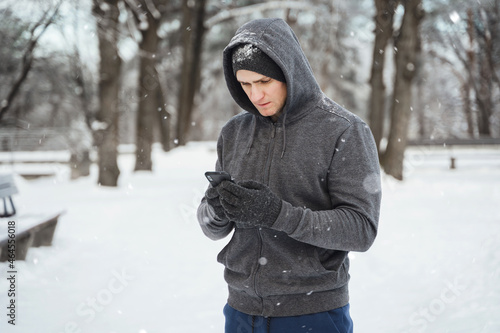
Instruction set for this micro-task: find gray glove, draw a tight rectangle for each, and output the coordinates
[218,180,282,228]
[205,186,228,222]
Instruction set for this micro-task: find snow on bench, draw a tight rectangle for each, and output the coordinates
[0,174,63,262]
[0,212,63,262]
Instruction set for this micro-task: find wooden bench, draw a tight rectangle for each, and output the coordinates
[0,212,63,262]
[408,137,500,169]
[0,173,63,262]
[0,174,17,217]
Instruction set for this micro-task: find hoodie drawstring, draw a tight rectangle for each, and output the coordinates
[280,111,288,158]
[246,116,257,155]
[251,315,272,333]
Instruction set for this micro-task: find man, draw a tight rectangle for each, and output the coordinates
[197,18,381,332]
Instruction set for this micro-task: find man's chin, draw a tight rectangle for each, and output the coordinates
[256,107,277,117]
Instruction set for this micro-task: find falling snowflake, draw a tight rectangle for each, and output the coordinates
[449,11,460,23]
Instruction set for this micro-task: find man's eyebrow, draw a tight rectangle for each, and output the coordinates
[237,77,271,84]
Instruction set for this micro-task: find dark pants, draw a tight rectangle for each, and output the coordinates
[224,303,354,333]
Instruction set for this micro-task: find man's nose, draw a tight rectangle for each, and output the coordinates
[250,85,264,102]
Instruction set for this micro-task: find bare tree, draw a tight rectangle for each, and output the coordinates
[125,0,170,171]
[464,8,476,137]
[93,0,122,186]
[430,2,500,139]
[474,5,499,136]
[176,0,207,146]
[0,2,61,123]
[368,0,399,152]
[381,0,424,180]
[64,1,95,179]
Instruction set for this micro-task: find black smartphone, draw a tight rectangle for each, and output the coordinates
[205,171,234,187]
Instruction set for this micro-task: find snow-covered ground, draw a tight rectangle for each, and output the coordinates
[0,142,499,333]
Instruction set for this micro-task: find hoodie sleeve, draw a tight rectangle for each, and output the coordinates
[197,135,235,241]
[197,197,234,240]
[272,120,382,252]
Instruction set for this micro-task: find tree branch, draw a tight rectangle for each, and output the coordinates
[144,0,161,20]
[205,1,317,29]
[0,1,62,123]
[428,50,466,86]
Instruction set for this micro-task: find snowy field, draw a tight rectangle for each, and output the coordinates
[0,142,499,333]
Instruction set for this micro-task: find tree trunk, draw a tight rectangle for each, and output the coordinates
[176,0,206,146]
[416,75,426,138]
[476,51,492,136]
[382,0,424,180]
[474,8,493,137]
[156,84,170,152]
[462,80,474,137]
[134,10,160,171]
[464,8,475,137]
[93,0,122,186]
[368,0,398,152]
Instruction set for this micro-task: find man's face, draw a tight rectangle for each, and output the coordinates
[236,70,287,122]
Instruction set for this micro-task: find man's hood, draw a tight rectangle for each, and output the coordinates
[223,18,323,123]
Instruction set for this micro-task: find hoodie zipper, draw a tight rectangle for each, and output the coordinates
[263,122,277,185]
[253,229,264,300]
[254,121,278,313]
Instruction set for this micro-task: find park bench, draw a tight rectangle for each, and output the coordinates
[0,212,63,262]
[0,174,63,262]
[408,137,500,169]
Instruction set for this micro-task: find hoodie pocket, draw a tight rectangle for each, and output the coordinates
[257,233,348,297]
[314,249,349,273]
[217,228,260,290]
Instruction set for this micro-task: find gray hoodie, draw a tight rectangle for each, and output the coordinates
[198,18,381,317]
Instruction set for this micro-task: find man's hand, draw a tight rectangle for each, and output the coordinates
[205,186,229,222]
[218,180,282,228]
